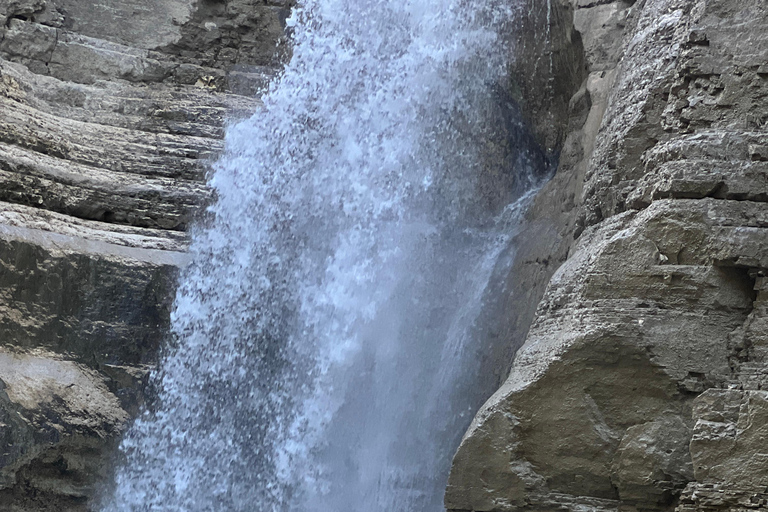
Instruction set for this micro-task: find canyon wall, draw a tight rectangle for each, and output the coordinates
[0,0,289,509]
[0,0,765,510]
[448,0,768,511]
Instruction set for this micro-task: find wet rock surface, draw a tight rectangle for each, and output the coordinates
[0,0,288,508]
[448,0,768,511]
[0,0,765,509]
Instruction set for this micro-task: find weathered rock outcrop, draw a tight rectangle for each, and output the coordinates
[448,0,768,511]
[0,0,288,508]
[1,0,765,509]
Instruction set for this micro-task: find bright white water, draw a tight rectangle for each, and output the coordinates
[103,0,548,510]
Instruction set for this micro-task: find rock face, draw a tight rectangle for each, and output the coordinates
[0,0,765,510]
[0,0,288,508]
[447,0,768,511]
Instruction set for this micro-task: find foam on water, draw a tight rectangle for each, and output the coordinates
[102,0,547,510]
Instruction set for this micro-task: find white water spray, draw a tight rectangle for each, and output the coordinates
[102,0,548,510]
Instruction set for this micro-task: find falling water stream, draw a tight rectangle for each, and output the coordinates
[103,0,550,510]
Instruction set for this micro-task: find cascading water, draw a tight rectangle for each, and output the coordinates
[102,0,550,510]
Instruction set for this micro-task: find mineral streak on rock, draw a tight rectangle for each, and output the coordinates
[447,0,768,511]
[0,0,290,508]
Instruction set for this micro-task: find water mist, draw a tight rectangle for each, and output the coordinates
[102,0,549,510]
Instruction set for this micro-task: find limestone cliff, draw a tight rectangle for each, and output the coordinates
[0,0,288,509]
[0,0,765,510]
[447,0,768,511]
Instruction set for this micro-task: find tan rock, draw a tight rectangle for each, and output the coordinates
[690,389,768,489]
[0,348,128,492]
[0,0,289,506]
[448,0,768,510]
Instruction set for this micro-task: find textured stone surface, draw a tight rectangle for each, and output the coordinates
[0,348,128,490]
[677,484,768,512]
[1,0,766,509]
[448,0,768,510]
[0,0,287,507]
[689,389,768,489]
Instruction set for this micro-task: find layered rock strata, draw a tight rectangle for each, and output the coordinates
[448,0,768,511]
[0,0,288,509]
[0,0,764,509]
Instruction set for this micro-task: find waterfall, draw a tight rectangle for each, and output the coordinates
[102,0,549,510]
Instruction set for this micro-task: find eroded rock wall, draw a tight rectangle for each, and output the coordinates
[448,0,768,511]
[0,0,289,509]
[1,0,764,509]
